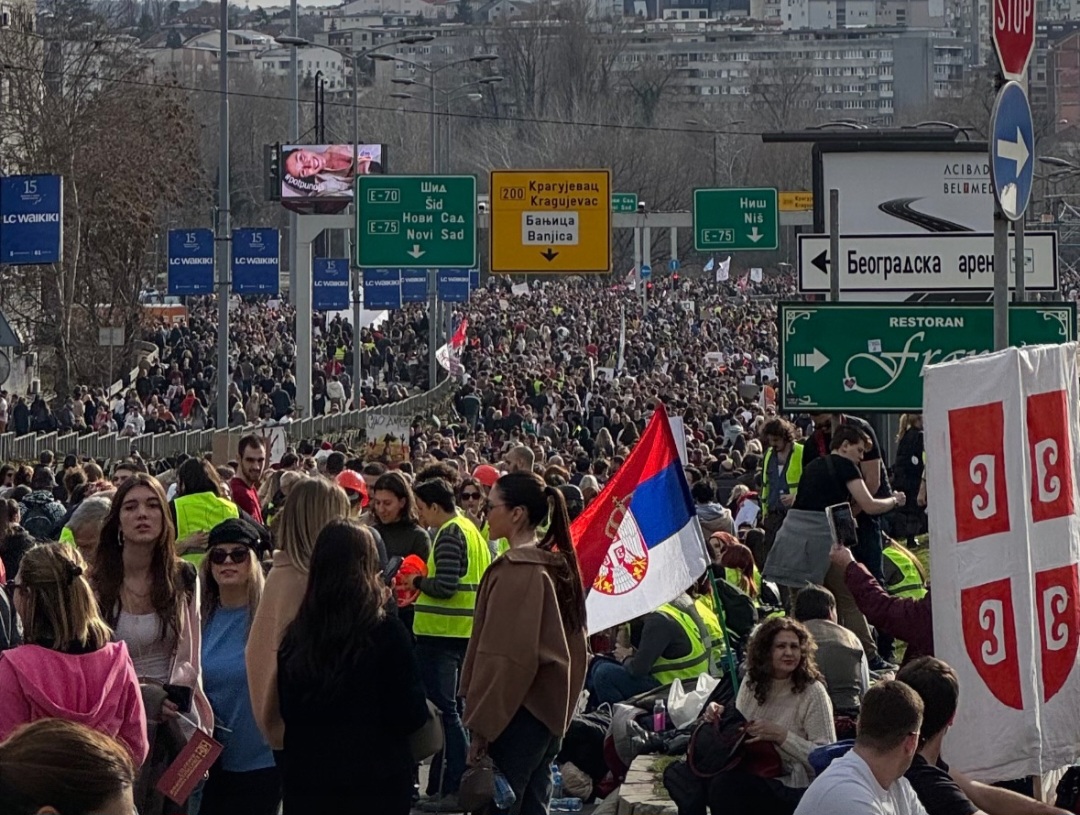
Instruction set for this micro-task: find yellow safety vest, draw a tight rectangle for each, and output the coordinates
[651,603,709,685]
[883,547,927,600]
[724,566,761,603]
[482,520,510,558]
[174,492,240,567]
[413,515,491,639]
[59,526,75,546]
[334,345,346,362]
[761,443,803,516]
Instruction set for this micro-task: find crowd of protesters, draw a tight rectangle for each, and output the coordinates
[7,268,1064,815]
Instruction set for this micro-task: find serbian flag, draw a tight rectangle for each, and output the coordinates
[572,403,710,632]
[436,317,469,375]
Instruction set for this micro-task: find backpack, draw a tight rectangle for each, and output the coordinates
[21,503,57,541]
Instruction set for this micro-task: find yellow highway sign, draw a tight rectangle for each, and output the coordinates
[779,191,813,212]
[489,169,611,273]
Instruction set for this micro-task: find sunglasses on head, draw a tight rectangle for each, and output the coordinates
[209,548,249,565]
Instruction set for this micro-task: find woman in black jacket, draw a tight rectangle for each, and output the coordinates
[277,519,428,815]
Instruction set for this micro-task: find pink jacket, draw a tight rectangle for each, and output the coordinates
[0,641,149,765]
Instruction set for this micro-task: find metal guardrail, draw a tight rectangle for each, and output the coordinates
[0,378,456,463]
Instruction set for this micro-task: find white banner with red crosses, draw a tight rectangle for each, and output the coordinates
[926,342,1080,781]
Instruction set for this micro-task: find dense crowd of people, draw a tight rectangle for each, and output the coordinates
[0,268,1070,815]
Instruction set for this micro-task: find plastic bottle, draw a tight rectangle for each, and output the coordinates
[551,762,563,799]
[653,698,667,732]
[493,771,517,810]
[550,798,584,812]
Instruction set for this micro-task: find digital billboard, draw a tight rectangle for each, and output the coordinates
[280,144,385,201]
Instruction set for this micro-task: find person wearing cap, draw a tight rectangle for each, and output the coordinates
[199,518,280,815]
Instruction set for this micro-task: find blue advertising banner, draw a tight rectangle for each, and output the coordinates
[167,229,214,295]
[313,258,350,311]
[0,174,63,265]
[437,269,470,303]
[401,270,428,303]
[470,269,479,290]
[363,268,402,310]
[231,228,280,294]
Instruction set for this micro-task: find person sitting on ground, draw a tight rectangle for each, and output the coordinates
[793,584,868,718]
[699,617,836,815]
[588,597,711,707]
[795,680,927,815]
[897,657,1069,815]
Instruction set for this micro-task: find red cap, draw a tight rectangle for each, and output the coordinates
[472,464,499,488]
[336,470,369,506]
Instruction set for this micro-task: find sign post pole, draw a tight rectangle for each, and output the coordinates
[216,3,230,429]
[643,224,652,317]
[634,223,643,311]
[1014,220,1026,302]
[829,189,840,303]
[994,206,1009,350]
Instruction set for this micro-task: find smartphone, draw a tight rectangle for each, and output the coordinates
[826,503,859,548]
[162,683,193,714]
[382,556,404,586]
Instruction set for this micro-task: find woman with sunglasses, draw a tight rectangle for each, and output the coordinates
[0,543,147,765]
[198,518,279,815]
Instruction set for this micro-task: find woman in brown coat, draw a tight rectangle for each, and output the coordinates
[460,472,588,815]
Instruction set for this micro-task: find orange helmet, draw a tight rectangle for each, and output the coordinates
[336,469,369,506]
[472,464,500,488]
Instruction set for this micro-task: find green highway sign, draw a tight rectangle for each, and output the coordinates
[779,302,1077,412]
[356,175,476,269]
[612,193,638,213]
[694,187,778,252]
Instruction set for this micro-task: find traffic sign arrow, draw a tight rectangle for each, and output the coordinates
[541,248,559,262]
[812,250,829,273]
[407,245,425,259]
[795,348,830,372]
[996,127,1030,173]
[748,227,763,243]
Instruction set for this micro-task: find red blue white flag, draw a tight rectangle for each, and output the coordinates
[571,403,710,632]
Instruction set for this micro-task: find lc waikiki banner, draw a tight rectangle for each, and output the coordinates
[571,403,709,632]
[402,270,428,303]
[231,228,279,295]
[925,342,1080,780]
[313,258,350,311]
[363,268,402,310]
[167,229,214,295]
[437,269,471,303]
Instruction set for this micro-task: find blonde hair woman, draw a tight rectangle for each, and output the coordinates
[0,544,148,765]
[245,477,350,759]
[199,518,279,815]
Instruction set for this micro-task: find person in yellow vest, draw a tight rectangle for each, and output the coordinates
[882,538,927,600]
[588,598,709,705]
[408,478,491,809]
[170,458,240,566]
[759,417,803,563]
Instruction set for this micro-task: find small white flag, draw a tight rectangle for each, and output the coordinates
[511,282,530,296]
[750,267,763,283]
[703,257,715,272]
[716,257,731,283]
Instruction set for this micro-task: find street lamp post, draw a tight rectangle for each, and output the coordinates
[216,1,230,429]
[276,33,433,409]
[371,52,498,388]
[685,119,746,187]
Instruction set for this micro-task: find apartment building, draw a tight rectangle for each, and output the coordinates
[611,21,964,123]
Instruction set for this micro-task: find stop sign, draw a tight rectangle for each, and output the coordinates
[993,0,1035,81]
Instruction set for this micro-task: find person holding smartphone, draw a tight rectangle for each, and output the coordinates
[764,425,905,671]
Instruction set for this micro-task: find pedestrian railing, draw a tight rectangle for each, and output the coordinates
[0,377,456,463]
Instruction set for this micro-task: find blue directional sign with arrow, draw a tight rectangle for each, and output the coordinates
[990,81,1034,222]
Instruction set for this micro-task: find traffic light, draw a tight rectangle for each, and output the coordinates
[672,272,680,288]
[264,143,281,202]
